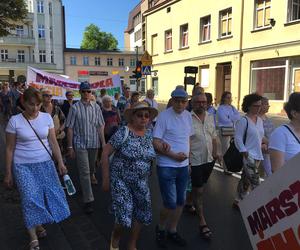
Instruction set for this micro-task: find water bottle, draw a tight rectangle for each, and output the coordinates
[63,174,76,196]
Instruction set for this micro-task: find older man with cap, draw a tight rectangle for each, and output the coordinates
[153,86,194,248]
[66,82,105,214]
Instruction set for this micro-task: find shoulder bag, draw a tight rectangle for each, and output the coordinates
[223,117,248,172]
[283,125,300,144]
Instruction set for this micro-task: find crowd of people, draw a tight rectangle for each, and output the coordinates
[1,80,300,250]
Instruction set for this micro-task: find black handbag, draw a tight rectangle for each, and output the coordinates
[223,117,248,172]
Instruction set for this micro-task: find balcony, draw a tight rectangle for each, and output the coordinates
[0,59,57,71]
[0,34,35,46]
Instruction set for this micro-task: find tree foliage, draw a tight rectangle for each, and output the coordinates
[0,0,28,37]
[80,24,118,50]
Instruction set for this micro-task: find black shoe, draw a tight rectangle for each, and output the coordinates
[167,231,187,247]
[155,225,167,248]
[84,202,94,214]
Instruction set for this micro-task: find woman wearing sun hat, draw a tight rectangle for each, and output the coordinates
[101,102,158,250]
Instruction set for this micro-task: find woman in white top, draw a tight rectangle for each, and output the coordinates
[217,91,240,174]
[269,92,300,172]
[3,87,70,250]
[234,93,264,206]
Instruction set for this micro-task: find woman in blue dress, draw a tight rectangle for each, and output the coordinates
[101,102,158,250]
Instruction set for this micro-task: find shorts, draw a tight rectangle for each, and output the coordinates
[157,166,189,209]
[191,161,215,188]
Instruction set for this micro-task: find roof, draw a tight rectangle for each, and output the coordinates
[125,2,142,33]
[64,48,140,55]
[144,0,176,15]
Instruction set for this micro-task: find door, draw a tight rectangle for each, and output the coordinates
[293,68,300,92]
[215,63,231,104]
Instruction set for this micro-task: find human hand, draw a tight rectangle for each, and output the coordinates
[3,172,13,189]
[102,180,110,192]
[242,152,249,159]
[261,143,268,154]
[161,142,171,152]
[58,163,68,176]
[173,152,188,162]
[67,148,75,159]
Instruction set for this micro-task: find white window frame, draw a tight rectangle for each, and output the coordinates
[1,49,8,62]
[83,56,89,65]
[39,50,46,63]
[70,56,77,65]
[255,0,271,29]
[288,0,300,22]
[130,58,135,67]
[37,1,44,13]
[16,25,24,37]
[51,51,54,63]
[49,2,52,15]
[17,50,25,63]
[107,58,113,66]
[165,29,172,52]
[95,57,100,66]
[200,15,211,42]
[118,58,124,67]
[38,24,45,38]
[180,24,189,48]
[219,8,232,37]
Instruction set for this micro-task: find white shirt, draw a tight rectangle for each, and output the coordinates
[234,116,264,161]
[269,125,300,163]
[153,107,194,168]
[6,112,54,164]
[144,97,158,122]
[190,111,217,166]
[217,104,240,128]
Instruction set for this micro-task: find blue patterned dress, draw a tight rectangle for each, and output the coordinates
[109,126,155,227]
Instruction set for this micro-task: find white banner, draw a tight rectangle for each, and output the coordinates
[239,153,300,250]
[26,66,122,100]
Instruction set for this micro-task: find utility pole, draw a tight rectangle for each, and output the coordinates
[135,46,140,92]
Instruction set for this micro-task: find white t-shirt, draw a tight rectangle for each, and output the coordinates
[6,112,54,164]
[234,116,264,161]
[269,125,300,163]
[153,107,194,167]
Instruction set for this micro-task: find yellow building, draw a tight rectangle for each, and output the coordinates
[64,48,146,92]
[143,0,300,113]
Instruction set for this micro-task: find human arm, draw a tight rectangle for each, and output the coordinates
[269,149,285,173]
[97,106,106,146]
[234,118,248,158]
[67,127,75,158]
[100,143,115,192]
[98,125,106,147]
[4,133,16,188]
[153,138,187,161]
[231,105,241,123]
[217,105,232,127]
[48,128,67,175]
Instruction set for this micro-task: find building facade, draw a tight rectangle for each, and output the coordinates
[144,0,300,113]
[64,48,147,93]
[0,0,65,83]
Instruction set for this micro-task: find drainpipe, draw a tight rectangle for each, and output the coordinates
[237,0,245,110]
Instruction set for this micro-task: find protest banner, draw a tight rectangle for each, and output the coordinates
[26,66,122,99]
[239,153,300,250]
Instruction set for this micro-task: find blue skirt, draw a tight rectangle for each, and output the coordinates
[13,160,70,229]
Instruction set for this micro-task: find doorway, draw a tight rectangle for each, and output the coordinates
[215,63,232,104]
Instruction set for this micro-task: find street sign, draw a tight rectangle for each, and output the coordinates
[142,66,151,75]
[141,51,152,66]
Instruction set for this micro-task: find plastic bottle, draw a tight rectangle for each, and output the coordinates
[63,174,76,196]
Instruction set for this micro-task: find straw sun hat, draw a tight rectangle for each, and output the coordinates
[124,101,158,122]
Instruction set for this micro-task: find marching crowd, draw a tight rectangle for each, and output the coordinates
[1,80,300,250]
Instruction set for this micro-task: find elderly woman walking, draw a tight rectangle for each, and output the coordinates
[101,102,158,250]
[3,87,70,250]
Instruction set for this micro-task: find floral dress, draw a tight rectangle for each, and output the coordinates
[109,126,155,227]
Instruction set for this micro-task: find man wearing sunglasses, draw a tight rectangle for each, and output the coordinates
[66,82,105,214]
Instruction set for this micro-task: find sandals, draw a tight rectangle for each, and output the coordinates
[199,225,212,240]
[28,240,40,250]
[36,227,47,239]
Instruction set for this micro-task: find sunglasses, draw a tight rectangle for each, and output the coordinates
[81,90,91,93]
[135,112,150,119]
[43,94,52,98]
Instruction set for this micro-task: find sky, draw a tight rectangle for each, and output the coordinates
[62,0,140,51]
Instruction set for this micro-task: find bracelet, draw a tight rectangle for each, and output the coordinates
[67,146,73,149]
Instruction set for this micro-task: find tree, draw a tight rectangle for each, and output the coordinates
[0,0,28,37]
[80,24,118,50]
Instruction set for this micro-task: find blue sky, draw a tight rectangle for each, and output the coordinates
[62,0,140,50]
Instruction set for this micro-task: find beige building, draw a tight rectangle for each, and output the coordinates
[64,48,147,92]
[142,0,300,114]
[0,0,65,83]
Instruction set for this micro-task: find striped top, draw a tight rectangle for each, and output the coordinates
[66,100,104,149]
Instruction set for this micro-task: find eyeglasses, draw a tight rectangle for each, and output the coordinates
[135,112,150,119]
[81,90,91,93]
[194,101,207,104]
[43,94,52,98]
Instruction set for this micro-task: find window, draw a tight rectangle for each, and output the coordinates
[38,24,45,38]
[219,8,232,37]
[70,56,77,65]
[83,56,89,65]
[119,58,124,67]
[151,34,158,55]
[165,29,172,52]
[152,77,158,95]
[32,50,35,62]
[39,50,46,63]
[95,57,100,66]
[107,58,113,66]
[27,1,33,12]
[251,59,287,100]
[180,24,189,48]
[133,13,141,27]
[134,29,142,42]
[37,1,44,13]
[16,25,24,37]
[130,58,136,67]
[255,0,271,28]
[17,50,25,63]
[51,51,54,63]
[200,16,211,42]
[149,0,155,8]
[50,26,53,39]
[199,66,210,87]
[0,49,8,62]
[288,0,300,22]
[49,2,52,15]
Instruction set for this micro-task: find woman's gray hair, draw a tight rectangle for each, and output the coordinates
[102,95,112,102]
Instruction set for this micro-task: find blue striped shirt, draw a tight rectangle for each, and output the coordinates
[66,100,104,149]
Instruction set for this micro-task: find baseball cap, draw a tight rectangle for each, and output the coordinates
[79,81,91,90]
[171,86,188,98]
